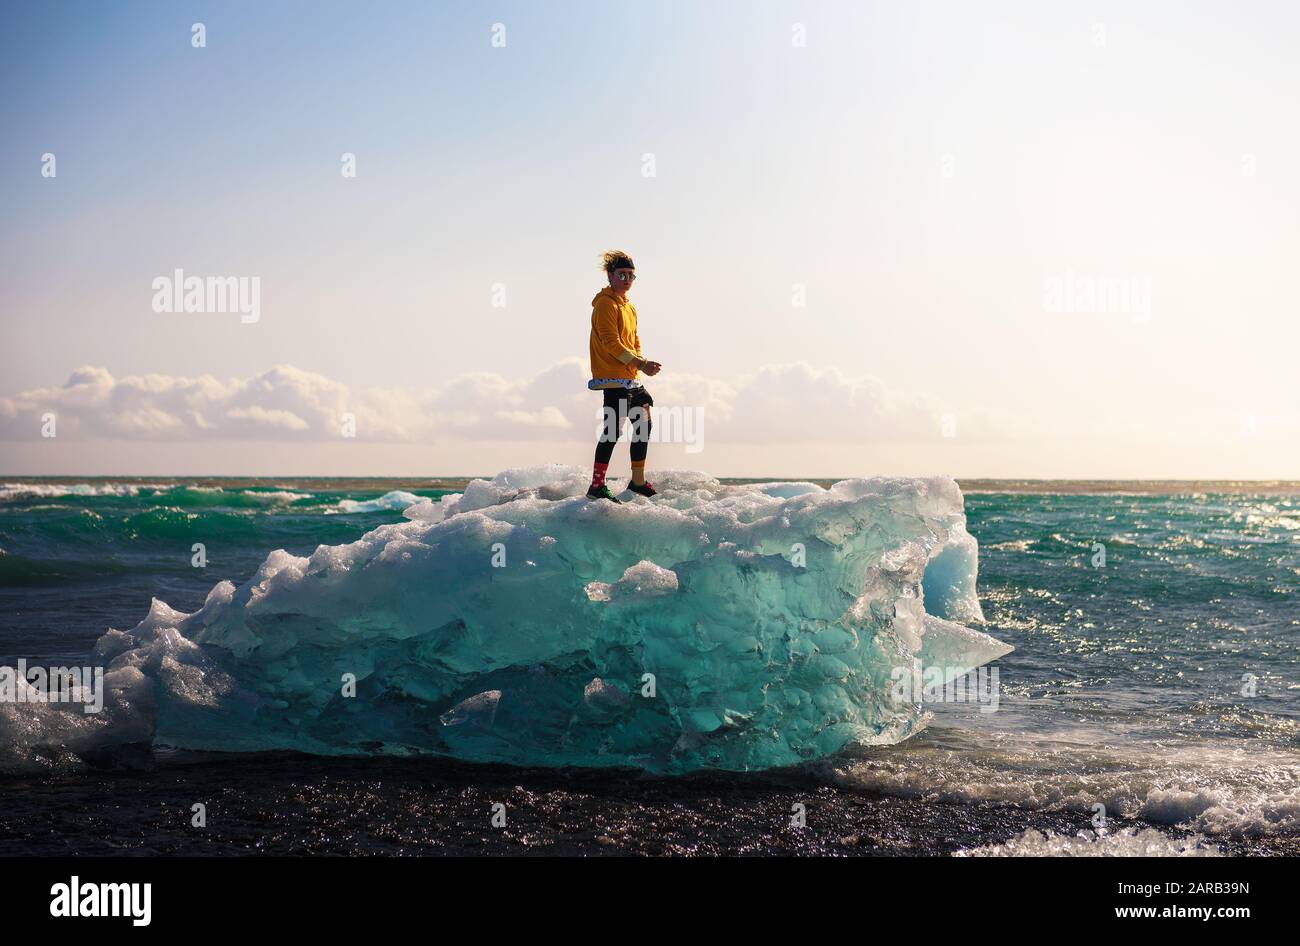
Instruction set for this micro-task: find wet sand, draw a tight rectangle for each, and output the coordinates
[1,752,1294,856]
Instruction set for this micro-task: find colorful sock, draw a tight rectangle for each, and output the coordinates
[631,460,646,485]
[591,462,609,488]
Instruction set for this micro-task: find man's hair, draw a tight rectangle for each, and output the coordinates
[601,250,635,274]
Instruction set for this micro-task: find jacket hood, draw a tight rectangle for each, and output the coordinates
[592,287,628,306]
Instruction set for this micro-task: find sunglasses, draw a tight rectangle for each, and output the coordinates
[615,271,636,282]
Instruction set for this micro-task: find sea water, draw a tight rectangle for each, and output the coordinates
[0,475,1294,841]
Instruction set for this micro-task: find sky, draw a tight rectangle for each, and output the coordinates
[1,0,1297,479]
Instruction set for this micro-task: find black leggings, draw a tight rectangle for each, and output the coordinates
[594,387,653,464]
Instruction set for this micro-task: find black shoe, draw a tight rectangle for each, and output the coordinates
[586,484,622,503]
[627,480,657,497]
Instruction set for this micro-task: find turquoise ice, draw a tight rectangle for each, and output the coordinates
[2,466,1011,773]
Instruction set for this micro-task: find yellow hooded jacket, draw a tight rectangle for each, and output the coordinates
[589,287,642,388]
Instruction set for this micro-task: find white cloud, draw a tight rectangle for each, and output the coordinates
[0,360,1006,444]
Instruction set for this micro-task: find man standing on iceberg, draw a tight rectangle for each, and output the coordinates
[587,250,662,502]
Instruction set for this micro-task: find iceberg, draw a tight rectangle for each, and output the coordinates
[0,465,1011,773]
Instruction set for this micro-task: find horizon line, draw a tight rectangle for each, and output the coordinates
[3,473,1299,487]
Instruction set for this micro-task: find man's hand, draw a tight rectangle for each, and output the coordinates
[640,359,662,376]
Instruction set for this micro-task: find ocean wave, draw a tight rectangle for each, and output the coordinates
[1,481,429,514]
[955,827,1223,857]
[831,731,1300,839]
[240,490,314,505]
[0,482,169,501]
[331,490,425,514]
